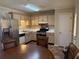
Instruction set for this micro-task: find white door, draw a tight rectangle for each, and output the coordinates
[57,13,73,47]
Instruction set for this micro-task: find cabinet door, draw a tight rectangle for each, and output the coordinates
[32,32,36,40]
[25,33,30,42]
[48,15,55,25]
[34,16,39,25]
[49,36,54,43]
[31,16,35,25]
[13,14,20,20]
[42,16,48,22]
[47,33,54,43]
[19,36,25,44]
[30,32,36,40]
[38,16,43,22]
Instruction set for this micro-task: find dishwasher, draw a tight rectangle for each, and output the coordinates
[19,33,26,44]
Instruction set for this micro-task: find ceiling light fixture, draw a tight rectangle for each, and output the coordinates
[25,4,40,12]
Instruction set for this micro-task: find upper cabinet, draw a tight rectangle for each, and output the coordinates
[38,15,48,23]
[31,16,39,29]
[48,15,55,26]
[30,15,55,29]
[31,16,36,25]
[31,16,39,26]
[20,19,29,29]
[13,14,20,20]
[38,16,43,23]
[8,12,30,29]
[19,16,30,29]
[35,16,39,25]
[42,15,48,22]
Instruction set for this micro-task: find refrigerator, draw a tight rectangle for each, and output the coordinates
[10,19,19,45]
[0,15,19,50]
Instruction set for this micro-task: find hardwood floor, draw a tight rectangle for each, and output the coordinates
[27,42,65,59]
[0,44,54,59]
[0,42,65,59]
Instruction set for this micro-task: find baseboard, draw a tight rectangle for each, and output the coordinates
[25,40,54,45]
[25,40,33,44]
[48,43,54,45]
[31,40,37,42]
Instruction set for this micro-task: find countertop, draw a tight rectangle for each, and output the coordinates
[19,29,55,34]
[47,29,55,33]
[19,31,29,34]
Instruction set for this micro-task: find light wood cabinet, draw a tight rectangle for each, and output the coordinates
[47,33,55,43]
[25,33,31,42]
[35,16,39,25]
[19,17,30,29]
[29,32,36,40]
[48,15,55,26]
[10,13,30,29]
[42,16,48,22]
[31,16,39,25]
[25,32,37,42]
[38,16,43,22]
[13,14,20,20]
[19,36,26,44]
[38,16,48,23]
[25,31,55,44]
[31,15,55,29]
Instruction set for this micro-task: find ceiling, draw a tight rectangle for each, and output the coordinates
[0,0,75,12]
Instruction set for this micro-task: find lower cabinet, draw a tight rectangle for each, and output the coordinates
[47,33,55,44]
[28,32,36,41]
[25,32,32,42]
[25,31,55,44]
[19,36,26,44]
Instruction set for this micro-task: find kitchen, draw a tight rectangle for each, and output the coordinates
[0,8,74,50]
[19,10,55,44]
[0,0,79,59]
[0,0,75,50]
[0,9,56,50]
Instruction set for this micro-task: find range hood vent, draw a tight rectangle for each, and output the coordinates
[38,22,48,24]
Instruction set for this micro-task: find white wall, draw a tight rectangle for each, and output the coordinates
[55,9,74,46]
[0,6,26,15]
[74,0,79,48]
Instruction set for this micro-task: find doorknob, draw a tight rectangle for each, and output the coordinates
[59,32,62,34]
